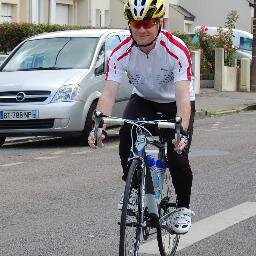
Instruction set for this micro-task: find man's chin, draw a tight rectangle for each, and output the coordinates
[136,40,151,46]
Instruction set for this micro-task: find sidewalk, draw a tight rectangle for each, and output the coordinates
[195,88,256,119]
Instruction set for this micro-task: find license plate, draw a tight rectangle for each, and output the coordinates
[0,110,39,120]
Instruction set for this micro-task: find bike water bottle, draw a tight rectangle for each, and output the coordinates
[145,155,159,215]
[155,159,165,196]
[146,155,158,195]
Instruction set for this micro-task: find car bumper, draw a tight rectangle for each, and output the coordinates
[0,101,85,136]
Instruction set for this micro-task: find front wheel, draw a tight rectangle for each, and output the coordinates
[78,101,98,146]
[157,169,180,256]
[119,159,143,256]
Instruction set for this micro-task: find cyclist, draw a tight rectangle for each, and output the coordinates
[88,0,195,234]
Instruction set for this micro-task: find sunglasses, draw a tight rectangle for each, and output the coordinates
[130,19,158,29]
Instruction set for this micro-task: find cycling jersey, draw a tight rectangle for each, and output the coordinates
[106,30,195,103]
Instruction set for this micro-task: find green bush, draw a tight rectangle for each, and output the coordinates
[0,22,91,54]
[172,31,196,51]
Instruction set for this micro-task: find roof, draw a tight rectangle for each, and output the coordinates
[28,29,130,40]
[246,0,254,6]
[170,4,195,21]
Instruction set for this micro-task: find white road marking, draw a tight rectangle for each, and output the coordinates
[50,150,65,155]
[0,162,24,167]
[71,150,90,155]
[139,202,256,255]
[34,156,60,160]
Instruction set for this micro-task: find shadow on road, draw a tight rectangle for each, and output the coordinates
[2,134,120,149]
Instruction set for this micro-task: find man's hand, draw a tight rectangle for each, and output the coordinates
[172,134,189,154]
[88,129,107,149]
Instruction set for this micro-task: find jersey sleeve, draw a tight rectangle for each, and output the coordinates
[173,42,192,84]
[105,51,126,84]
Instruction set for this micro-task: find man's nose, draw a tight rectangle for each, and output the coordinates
[137,25,147,32]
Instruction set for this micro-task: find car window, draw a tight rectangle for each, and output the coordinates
[119,34,130,41]
[105,35,121,56]
[239,37,252,52]
[95,44,105,75]
[1,37,98,72]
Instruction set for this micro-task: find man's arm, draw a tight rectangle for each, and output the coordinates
[96,80,119,130]
[172,80,191,153]
[175,80,191,130]
[88,80,119,148]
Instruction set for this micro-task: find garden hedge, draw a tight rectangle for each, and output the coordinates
[0,22,91,54]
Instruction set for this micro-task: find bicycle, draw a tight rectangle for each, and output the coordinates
[94,112,183,256]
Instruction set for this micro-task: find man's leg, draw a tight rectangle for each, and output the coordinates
[167,101,195,208]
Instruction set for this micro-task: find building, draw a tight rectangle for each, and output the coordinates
[0,0,254,33]
[179,0,254,33]
[0,0,111,27]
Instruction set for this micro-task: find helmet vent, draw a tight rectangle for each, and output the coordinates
[134,8,137,16]
[140,8,144,17]
[141,0,146,5]
[155,4,163,14]
[134,0,138,6]
[151,0,157,6]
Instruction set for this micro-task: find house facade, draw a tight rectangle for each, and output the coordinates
[179,0,253,32]
[0,0,254,33]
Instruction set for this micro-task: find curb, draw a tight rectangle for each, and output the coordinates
[195,103,256,119]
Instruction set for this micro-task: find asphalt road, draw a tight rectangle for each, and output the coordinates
[0,110,256,256]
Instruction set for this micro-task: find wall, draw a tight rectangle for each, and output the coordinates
[90,0,110,27]
[179,0,252,33]
[167,5,184,32]
[77,0,89,26]
[109,0,127,29]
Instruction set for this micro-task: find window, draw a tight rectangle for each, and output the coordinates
[95,45,105,75]
[1,3,13,22]
[2,37,99,72]
[105,35,121,56]
[239,37,252,52]
[56,4,69,25]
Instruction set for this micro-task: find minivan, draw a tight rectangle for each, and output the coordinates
[0,29,132,146]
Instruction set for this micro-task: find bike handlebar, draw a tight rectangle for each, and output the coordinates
[93,111,182,145]
[102,117,179,131]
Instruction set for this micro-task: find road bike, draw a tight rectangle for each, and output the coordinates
[94,112,182,256]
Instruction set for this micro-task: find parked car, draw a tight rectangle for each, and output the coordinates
[0,55,8,66]
[0,29,132,146]
[194,26,252,61]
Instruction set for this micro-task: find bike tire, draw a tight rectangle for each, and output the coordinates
[119,158,143,256]
[157,169,180,256]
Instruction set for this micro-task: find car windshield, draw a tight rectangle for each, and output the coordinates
[239,37,252,52]
[1,37,98,72]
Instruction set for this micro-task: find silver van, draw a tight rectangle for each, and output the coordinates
[0,29,132,146]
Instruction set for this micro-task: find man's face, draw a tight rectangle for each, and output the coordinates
[129,19,160,46]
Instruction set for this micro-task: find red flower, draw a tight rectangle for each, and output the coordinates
[200,25,208,32]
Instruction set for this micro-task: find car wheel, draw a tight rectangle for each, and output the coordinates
[0,136,6,147]
[79,100,98,146]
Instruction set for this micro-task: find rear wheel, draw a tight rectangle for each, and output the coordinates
[119,159,144,256]
[157,169,180,256]
[0,136,6,147]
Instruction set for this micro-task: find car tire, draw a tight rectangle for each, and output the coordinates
[79,100,98,146]
[0,136,6,147]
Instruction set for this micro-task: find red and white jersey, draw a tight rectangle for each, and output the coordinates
[106,30,195,103]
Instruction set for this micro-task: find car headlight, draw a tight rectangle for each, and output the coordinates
[51,84,80,103]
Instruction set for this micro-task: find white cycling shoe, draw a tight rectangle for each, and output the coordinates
[168,207,194,234]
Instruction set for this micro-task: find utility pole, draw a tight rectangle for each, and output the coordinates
[251,0,256,91]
